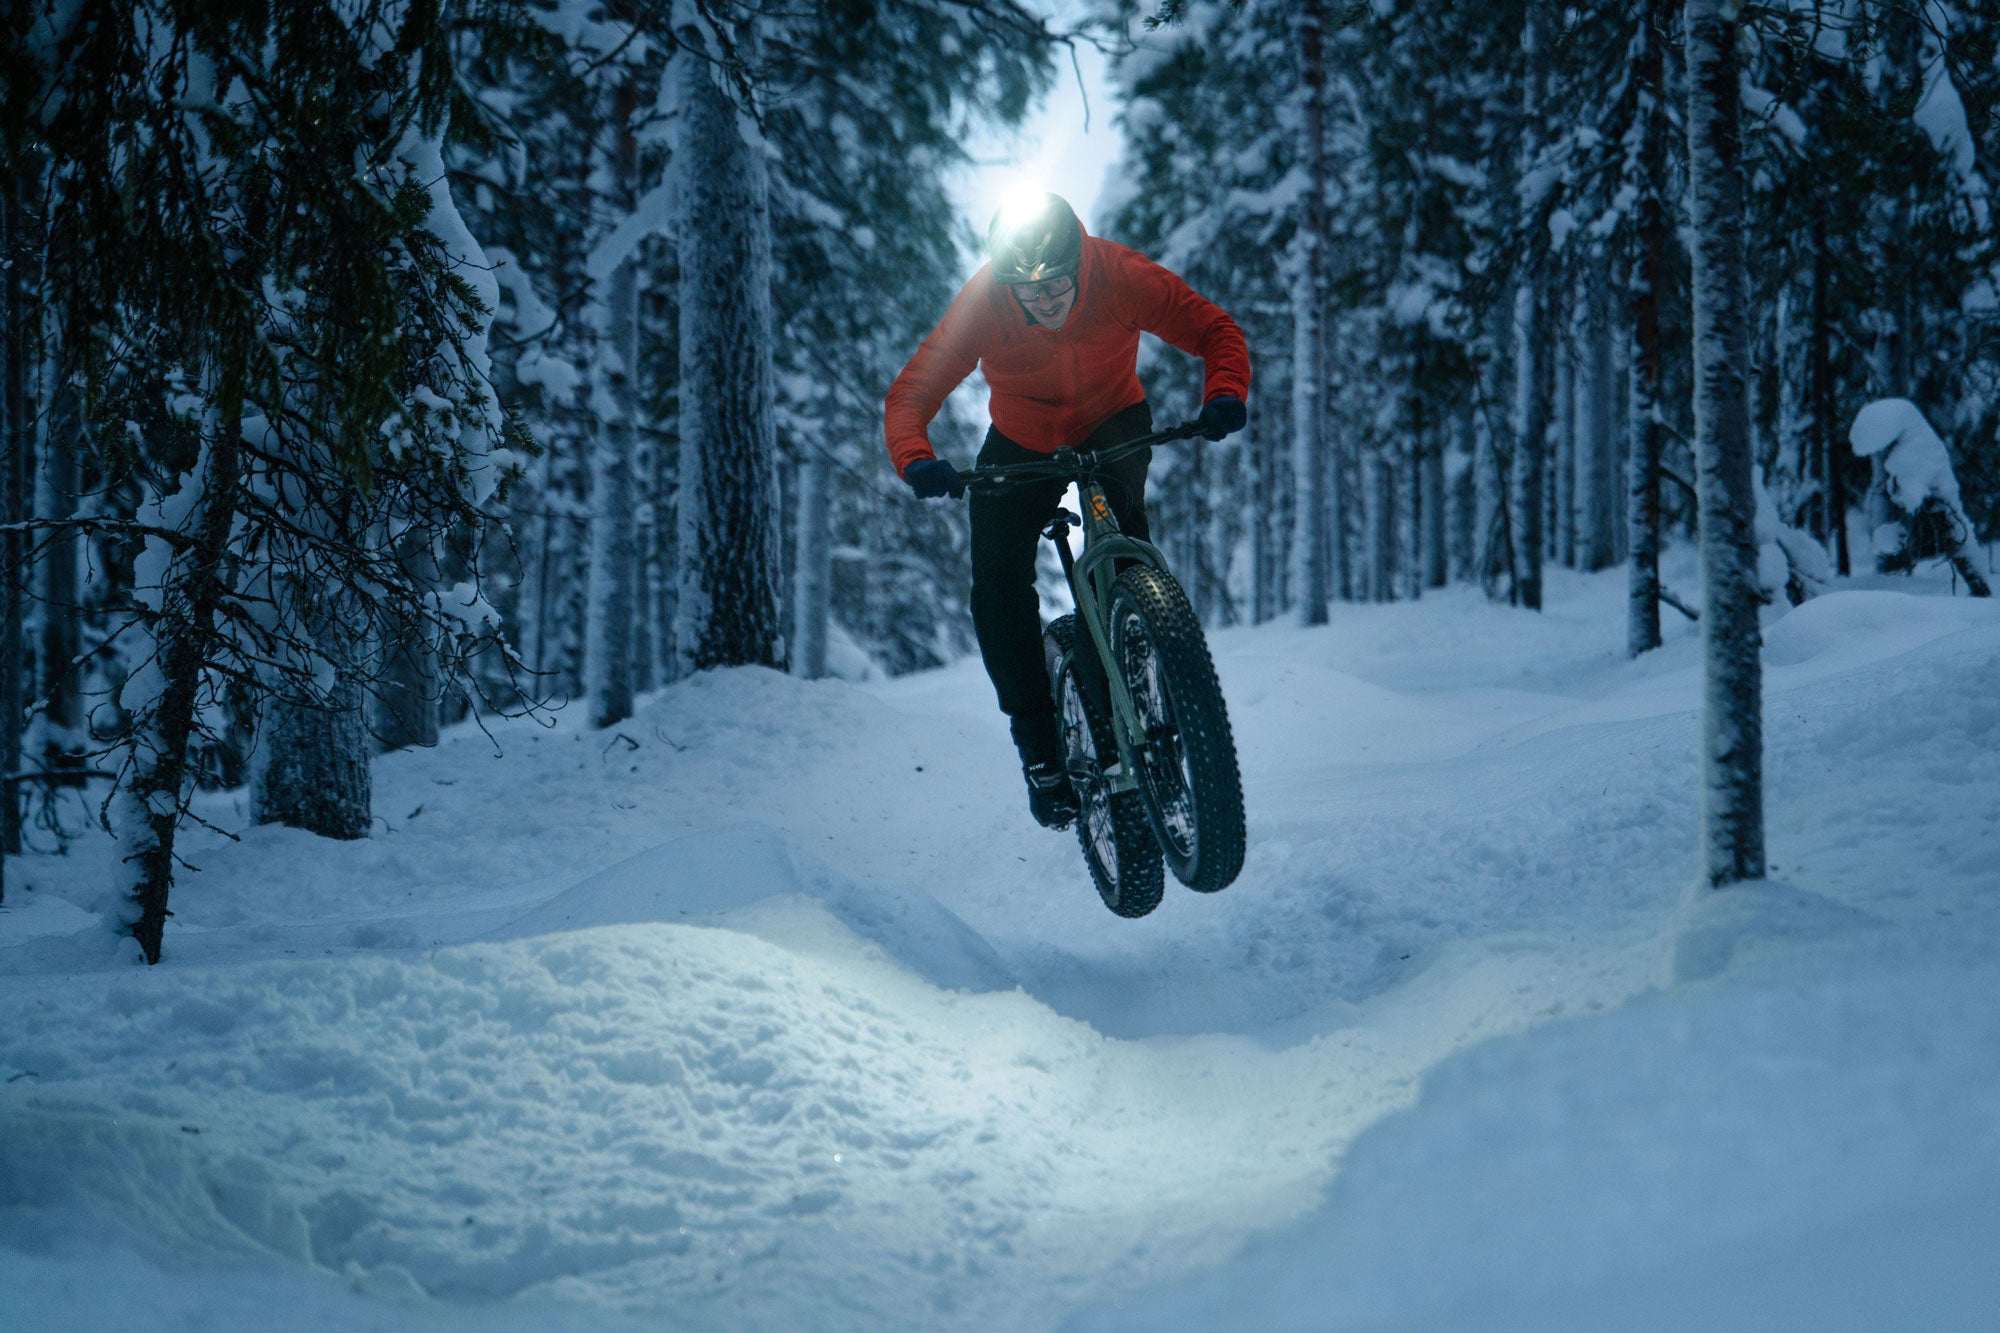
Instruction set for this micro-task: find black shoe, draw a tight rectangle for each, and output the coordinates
[1024,759,1080,829]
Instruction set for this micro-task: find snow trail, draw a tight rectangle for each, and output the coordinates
[5,565,1999,1331]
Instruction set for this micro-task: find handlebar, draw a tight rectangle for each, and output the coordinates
[956,418,1210,493]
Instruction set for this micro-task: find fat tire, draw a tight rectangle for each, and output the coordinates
[1044,615,1164,919]
[1109,567,1246,893]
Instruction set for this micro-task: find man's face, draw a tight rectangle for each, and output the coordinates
[1010,275,1076,330]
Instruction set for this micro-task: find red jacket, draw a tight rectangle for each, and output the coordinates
[884,229,1252,477]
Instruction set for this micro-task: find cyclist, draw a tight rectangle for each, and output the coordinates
[884,192,1251,828]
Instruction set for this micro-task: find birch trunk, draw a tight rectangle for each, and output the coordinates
[1686,0,1766,886]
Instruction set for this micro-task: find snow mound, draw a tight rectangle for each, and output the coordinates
[1759,589,1993,672]
[1667,879,1880,984]
[1070,960,2000,1333]
[490,823,1016,994]
[2,917,1337,1331]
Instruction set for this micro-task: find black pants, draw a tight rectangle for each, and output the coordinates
[970,401,1153,761]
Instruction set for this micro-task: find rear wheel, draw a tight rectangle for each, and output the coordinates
[1109,567,1245,894]
[1044,615,1163,919]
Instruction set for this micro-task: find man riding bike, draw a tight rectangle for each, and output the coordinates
[884,192,1251,829]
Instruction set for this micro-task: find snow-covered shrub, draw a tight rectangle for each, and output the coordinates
[1754,469,1833,605]
[1848,399,1991,595]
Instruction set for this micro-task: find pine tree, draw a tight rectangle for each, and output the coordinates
[9,1,521,959]
[757,0,1051,674]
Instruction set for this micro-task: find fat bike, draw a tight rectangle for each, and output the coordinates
[961,418,1246,918]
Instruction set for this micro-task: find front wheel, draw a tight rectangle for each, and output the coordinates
[1109,567,1246,894]
[1044,615,1163,919]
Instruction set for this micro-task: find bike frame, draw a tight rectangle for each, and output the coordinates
[1046,470,1160,792]
[963,420,1207,794]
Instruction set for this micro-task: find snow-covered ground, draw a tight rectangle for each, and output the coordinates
[5,555,1998,1332]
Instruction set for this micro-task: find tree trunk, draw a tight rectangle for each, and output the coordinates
[1577,262,1619,570]
[37,386,85,749]
[116,427,244,962]
[1552,289,1576,569]
[513,447,554,681]
[1686,0,1766,887]
[1398,438,1420,602]
[1289,242,1328,624]
[586,78,641,727]
[1,170,32,876]
[1200,436,1232,624]
[1476,394,1511,599]
[1448,405,1477,584]
[1627,1,1669,658]
[1366,446,1395,602]
[252,667,372,839]
[673,45,782,672]
[1289,0,1331,626]
[1510,277,1548,610]
[371,531,441,754]
[792,453,831,679]
[253,494,373,840]
[1508,7,1550,612]
[1422,421,1447,590]
[1478,147,1517,605]
[650,414,679,680]
[1247,410,1275,623]
[1808,220,1849,575]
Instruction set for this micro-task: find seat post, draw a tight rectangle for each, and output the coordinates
[1046,510,1079,581]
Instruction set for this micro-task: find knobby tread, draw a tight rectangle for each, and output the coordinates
[1109,568,1246,893]
[1044,615,1164,919]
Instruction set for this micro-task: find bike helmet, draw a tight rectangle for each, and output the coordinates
[988,192,1083,285]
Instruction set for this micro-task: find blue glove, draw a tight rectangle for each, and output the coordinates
[1198,395,1247,440]
[904,457,964,499]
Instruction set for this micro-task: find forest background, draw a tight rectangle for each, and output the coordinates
[3,0,1998,961]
